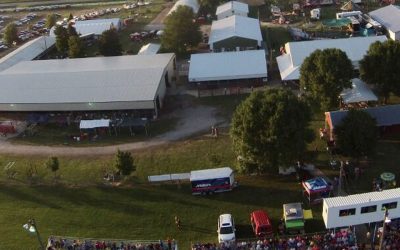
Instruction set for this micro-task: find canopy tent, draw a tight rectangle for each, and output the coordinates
[113,117,149,136]
[381,172,395,182]
[79,119,110,129]
[302,177,331,204]
[340,78,378,104]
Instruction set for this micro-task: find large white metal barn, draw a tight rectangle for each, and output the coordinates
[0,53,176,117]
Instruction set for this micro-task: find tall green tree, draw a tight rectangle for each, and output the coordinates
[230,89,313,173]
[67,23,78,37]
[3,23,18,45]
[54,25,69,53]
[67,13,74,21]
[114,150,135,176]
[99,28,122,56]
[335,109,378,159]
[45,14,57,29]
[199,0,222,15]
[45,156,60,178]
[68,35,82,58]
[161,5,202,55]
[300,48,354,111]
[359,40,400,103]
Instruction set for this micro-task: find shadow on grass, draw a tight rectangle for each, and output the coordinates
[0,184,62,209]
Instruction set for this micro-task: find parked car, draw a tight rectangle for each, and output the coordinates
[217,214,236,244]
[250,210,273,238]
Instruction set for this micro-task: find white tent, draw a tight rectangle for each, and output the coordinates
[340,78,378,104]
[80,119,110,129]
[167,0,199,16]
[138,43,161,55]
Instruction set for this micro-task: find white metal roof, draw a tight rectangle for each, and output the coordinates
[216,1,249,16]
[340,78,378,104]
[208,15,262,45]
[190,167,233,181]
[276,36,387,81]
[138,43,161,55]
[74,18,121,36]
[188,50,267,82]
[0,36,55,72]
[167,0,200,16]
[369,5,400,33]
[0,54,174,105]
[324,188,400,208]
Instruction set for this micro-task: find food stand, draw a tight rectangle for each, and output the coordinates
[302,177,331,204]
[283,203,305,234]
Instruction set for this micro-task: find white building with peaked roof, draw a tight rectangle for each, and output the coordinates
[167,0,200,16]
[50,18,121,37]
[0,54,176,117]
[340,78,378,104]
[216,1,249,20]
[276,36,387,81]
[0,36,55,72]
[188,50,267,83]
[208,15,262,51]
[369,5,400,40]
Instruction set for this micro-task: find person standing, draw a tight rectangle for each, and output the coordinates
[174,216,181,230]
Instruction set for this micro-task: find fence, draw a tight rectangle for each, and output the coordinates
[148,173,190,182]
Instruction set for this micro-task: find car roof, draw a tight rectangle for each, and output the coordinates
[219,214,232,225]
[251,210,271,227]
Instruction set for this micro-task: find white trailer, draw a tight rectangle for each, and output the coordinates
[190,167,235,195]
[323,188,400,229]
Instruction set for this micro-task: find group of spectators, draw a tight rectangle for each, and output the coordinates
[47,237,177,250]
[192,230,357,250]
[379,218,400,250]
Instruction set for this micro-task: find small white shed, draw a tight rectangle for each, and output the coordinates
[323,188,400,229]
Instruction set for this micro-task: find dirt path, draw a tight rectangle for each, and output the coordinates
[0,105,224,156]
[143,2,172,31]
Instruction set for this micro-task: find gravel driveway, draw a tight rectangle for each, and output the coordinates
[0,105,224,156]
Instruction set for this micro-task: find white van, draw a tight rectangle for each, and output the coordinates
[217,214,236,243]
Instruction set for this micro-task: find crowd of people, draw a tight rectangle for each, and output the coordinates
[192,230,357,250]
[47,237,177,250]
[379,218,400,250]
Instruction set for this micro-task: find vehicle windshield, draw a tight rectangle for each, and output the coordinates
[220,226,233,234]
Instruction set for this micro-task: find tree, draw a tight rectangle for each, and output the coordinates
[3,23,18,45]
[68,35,82,58]
[67,23,78,37]
[114,150,135,176]
[45,14,57,29]
[199,0,221,15]
[99,28,122,56]
[335,109,378,159]
[45,156,60,178]
[300,48,354,111]
[67,13,74,21]
[161,5,202,55]
[54,25,69,53]
[230,89,313,173]
[359,40,400,103]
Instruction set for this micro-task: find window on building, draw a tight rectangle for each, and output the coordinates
[382,202,397,210]
[361,205,377,214]
[339,208,356,217]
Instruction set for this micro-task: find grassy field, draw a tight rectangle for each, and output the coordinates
[1,93,400,249]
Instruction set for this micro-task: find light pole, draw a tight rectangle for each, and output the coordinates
[379,208,391,250]
[23,219,45,250]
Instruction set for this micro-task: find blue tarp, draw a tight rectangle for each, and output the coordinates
[303,177,328,191]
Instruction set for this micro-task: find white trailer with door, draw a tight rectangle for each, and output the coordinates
[322,188,400,229]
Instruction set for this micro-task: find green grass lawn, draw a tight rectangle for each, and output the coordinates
[0,134,326,250]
